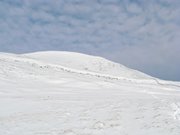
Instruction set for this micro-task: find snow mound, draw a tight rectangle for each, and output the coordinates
[24,51,152,79]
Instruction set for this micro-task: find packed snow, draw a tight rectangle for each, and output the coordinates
[0,51,180,135]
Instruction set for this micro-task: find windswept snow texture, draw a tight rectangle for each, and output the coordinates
[0,51,180,135]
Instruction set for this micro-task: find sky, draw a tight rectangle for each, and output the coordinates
[0,0,180,81]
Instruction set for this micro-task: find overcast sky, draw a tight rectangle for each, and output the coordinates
[0,0,180,81]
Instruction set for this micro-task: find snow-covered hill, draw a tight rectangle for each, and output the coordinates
[24,51,152,79]
[0,51,180,135]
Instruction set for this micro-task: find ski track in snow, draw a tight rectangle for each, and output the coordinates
[172,103,180,121]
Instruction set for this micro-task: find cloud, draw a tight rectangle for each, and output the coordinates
[0,0,180,81]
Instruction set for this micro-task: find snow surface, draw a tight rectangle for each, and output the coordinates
[0,51,180,135]
[24,51,152,79]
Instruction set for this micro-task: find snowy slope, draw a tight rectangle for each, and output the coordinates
[0,51,180,135]
[24,51,152,79]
